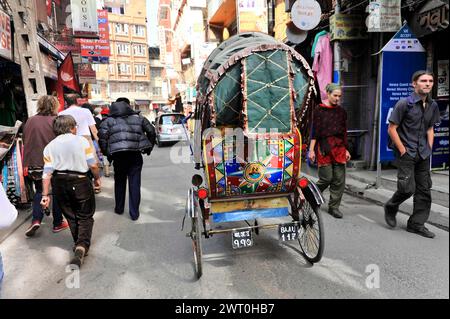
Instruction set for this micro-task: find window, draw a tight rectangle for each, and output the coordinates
[117,63,131,75]
[160,114,185,125]
[109,64,115,74]
[133,44,145,56]
[115,23,128,35]
[150,68,162,78]
[152,87,162,96]
[134,25,145,37]
[119,83,130,92]
[136,83,148,92]
[106,6,112,13]
[117,42,130,55]
[91,84,101,95]
[134,64,147,76]
[91,64,100,72]
[159,7,169,20]
[120,6,125,15]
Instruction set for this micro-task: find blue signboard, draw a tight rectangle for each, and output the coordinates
[379,24,426,162]
[432,100,449,169]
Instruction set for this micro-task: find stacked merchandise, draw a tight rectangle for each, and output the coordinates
[0,122,29,206]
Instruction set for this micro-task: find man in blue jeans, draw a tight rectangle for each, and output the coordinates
[99,99,155,220]
[1,185,18,296]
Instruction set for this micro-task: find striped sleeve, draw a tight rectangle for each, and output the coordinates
[42,146,54,178]
[82,137,96,166]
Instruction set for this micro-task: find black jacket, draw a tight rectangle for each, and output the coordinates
[98,101,156,156]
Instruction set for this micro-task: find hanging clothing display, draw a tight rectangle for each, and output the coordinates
[312,33,333,102]
[311,31,328,58]
[0,139,29,206]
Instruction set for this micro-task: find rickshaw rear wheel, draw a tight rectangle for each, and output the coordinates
[298,199,324,263]
[191,215,203,279]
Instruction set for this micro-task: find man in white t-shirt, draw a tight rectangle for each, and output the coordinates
[59,94,99,141]
[41,115,100,268]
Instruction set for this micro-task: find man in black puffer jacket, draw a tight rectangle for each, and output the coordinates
[98,100,156,220]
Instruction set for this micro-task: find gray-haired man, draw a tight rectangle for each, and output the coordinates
[41,115,101,267]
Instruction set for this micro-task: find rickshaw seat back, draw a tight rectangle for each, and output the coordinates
[203,129,302,199]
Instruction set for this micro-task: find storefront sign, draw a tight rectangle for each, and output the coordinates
[193,42,217,78]
[71,0,99,38]
[80,10,110,64]
[367,0,401,32]
[432,99,449,169]
[237,0,268,33]
[290,0,321,31]
[78,63,96,83]
[410,0,449,37]
[379,24,426,162]
[40,52,58,80]
[0,8,12,61]
[330,14,368,41]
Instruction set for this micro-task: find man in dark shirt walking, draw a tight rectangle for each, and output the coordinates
[384,70,441,238]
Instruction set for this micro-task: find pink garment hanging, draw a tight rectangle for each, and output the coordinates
[312,34,333,102]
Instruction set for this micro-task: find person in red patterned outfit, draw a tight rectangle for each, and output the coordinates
[308,83,351,218]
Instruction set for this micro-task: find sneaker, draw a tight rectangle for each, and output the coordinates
[384,204,397,228]
[328,208,343,219]
[69,246,86,268]
[53,220,69,233]
[406,225,435,238]
[25,221,41,237]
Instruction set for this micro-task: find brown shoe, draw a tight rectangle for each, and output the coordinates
[69,246,86,268]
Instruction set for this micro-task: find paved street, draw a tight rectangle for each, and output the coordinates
[1,143,448,299]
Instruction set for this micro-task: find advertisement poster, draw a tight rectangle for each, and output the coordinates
[379,24,426,162]
[367,0,401,32]
[432,100,449,169]
[437,60,449,97]
[0,8,12,61]
[237,0,268,33]
[71,0,99,38]
[80,9,110,64]
[330,14,368,41]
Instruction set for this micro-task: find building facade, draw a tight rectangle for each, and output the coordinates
[90,0,152,113]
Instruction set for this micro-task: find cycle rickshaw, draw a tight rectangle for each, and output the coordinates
[185,32,325,279]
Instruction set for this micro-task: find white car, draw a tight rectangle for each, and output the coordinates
[154,113,187,146]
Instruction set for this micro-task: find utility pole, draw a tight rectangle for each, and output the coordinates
[333,0,341,84]
[8,0,47,117]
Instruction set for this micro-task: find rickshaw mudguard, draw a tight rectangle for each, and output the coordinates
[210,197,290,223]
[300,181,325,208]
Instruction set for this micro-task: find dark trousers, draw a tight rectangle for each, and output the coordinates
[112,151,143,220]
[52,175,96,252]
[316,163,346,210]
[32,179,64,227]
[385,154,432,228]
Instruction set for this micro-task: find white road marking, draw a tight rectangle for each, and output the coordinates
[357,214,376,223]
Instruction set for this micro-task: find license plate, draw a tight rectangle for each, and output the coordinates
[231,228,253,249]
[278,223,299,241]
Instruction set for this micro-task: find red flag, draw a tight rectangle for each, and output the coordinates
[58,52,80,93]
[46,0,52,17]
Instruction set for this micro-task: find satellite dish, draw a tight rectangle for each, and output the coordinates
[286,21,308,44]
